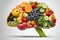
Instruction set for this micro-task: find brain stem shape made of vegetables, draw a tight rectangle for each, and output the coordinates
[6,1,56,37]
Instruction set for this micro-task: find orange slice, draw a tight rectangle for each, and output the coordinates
[25,5,32,12]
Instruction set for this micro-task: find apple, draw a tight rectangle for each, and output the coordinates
[17,22,28,30]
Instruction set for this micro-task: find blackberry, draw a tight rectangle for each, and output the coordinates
[7,13,17,22]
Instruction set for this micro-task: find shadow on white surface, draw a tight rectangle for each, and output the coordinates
[8,35,55,38]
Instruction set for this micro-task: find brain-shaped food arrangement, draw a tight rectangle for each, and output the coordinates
[7,1,56,37]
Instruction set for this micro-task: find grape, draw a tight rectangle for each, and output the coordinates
[27,8,43,22]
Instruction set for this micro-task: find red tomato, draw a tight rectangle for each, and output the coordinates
[46,11,53,16]
[52,18,56,23]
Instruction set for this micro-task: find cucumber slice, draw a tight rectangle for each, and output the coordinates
[7,21,11,26]
[43,22,47,26]
[42,3,48,8]
[10,21,18,27]
[37,3,42,8]
[13,17,17,21]
[40,8,45,13]
[44,16,49,20]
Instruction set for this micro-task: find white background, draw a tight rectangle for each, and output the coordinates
[0,0,60,40]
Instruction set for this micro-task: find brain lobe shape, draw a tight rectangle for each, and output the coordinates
[7,2,56,30]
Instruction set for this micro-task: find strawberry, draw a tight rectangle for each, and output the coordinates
[32,4,36,9]
[34,2,37,5]
[32,2,37,9]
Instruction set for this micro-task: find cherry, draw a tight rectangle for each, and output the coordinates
[32,2,37,9]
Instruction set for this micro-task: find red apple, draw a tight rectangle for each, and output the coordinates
[17,22,28,30]
[32,2,37,9]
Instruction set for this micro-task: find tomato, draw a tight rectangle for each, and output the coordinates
[46,11,53,16]
[52,18,56,23]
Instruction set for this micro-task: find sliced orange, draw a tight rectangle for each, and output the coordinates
[25,5,32,12]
